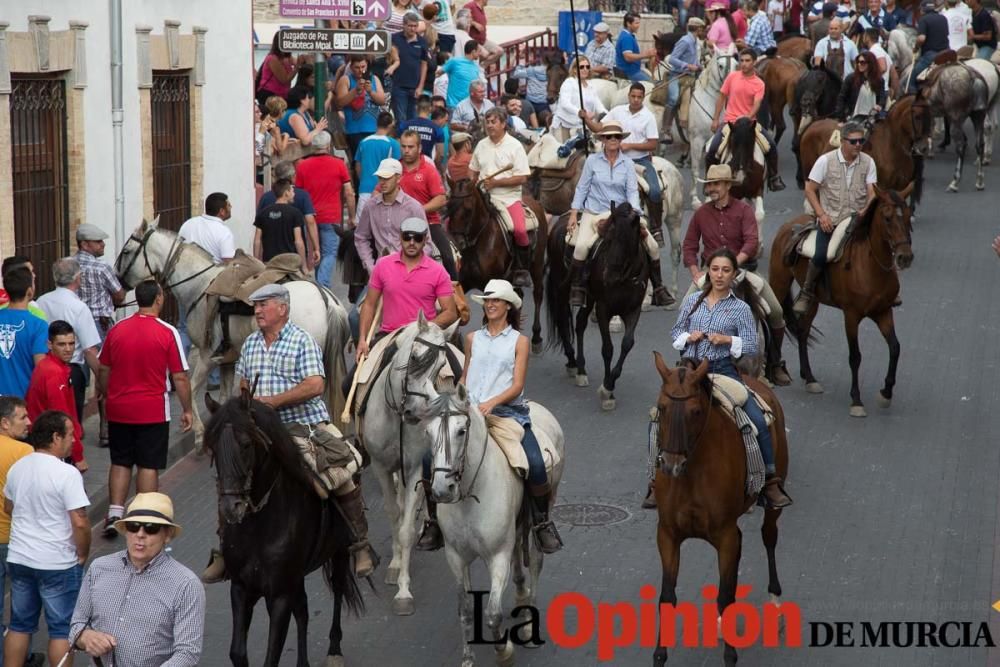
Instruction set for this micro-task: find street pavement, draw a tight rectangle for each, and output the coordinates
[78,135,1000,666]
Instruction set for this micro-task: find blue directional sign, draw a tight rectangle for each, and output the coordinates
[278,28,390,55]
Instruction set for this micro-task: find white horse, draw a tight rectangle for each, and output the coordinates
[114,218,350,445]
[357,314,458,616]
[887,27,916,77]
[423,386,565,667]
[686,50,739,209]
[963,58,1000,165]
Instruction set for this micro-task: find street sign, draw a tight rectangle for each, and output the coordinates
[278,29,390,55]
[279,0,388,21]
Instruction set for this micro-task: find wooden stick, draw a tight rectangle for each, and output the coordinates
[341,297,383,424]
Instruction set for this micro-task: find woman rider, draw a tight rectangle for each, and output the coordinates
[670,248,792,509]
[417,279,564,553]
[835,51,886,122]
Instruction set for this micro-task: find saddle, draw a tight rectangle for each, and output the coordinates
[678,77,695,128]
[527,134,577,171]
[712,123,768,173]
[633,156,675,198]
[486,406,561,479]
[783,215,855,265]
[708,374,775,433]
[205,251,306,305]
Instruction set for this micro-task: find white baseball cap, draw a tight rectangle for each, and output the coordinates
[374,158,403,178]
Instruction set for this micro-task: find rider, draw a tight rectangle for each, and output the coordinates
[665,18,706,145]
[468,107,533,287]
[709,48,786,192]
[793,121,877,316]
[909,0,950,93]
[567,120,675,309]
[671,247,793,509]
[605,84,663,217]
[812,18,859,78]
[416,279,564,553]
[202,284,377,583]
[682,164,793,386]
[584,22,616,79]
[740,0,777,55]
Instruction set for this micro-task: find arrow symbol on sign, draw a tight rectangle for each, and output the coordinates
[370,0,386,17]
[368,32,385,51]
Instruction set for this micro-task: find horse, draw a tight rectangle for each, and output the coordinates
[775,34,812,66]
[356,315,458,616]
[791,67,842,187]
[768,186,915,416]
[932,58,1000,168]
[708,116,767,228]
[545,202,649,410]
[203,390,363,667]
[798,94,932,210]
[756,55,807,146]
[446,178,547,351]
[421,386,565,667]
[887,27,917,77]
[649,354,789,667]
[114,218,351,447]
[684,50,739,208]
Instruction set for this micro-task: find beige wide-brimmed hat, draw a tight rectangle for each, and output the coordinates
[595,120,631,140]
[470,279,523,309]
[697,164,737,183]
[114,492,182,537]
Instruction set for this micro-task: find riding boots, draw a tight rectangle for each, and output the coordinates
[529,483,563,554]
[337,486,378,578]
[765,150,786,192]
[649,260,676,308]
[766,326,793,386]
[791,263,823,317]
[201,548,228,584]
[762,475,793,509]
[568,259,588,308]
[416,480,444,551]
[512,245,533,288]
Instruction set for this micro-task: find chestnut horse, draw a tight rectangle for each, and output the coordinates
[650,354,789,667]
[775,34,811,66]
[768,186,914,416]
[446,179,548,352]
[756,56,807,146]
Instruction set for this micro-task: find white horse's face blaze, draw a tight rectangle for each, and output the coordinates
[428,409,469,503]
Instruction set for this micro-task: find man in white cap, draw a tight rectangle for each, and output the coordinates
[203,282,376,582]
[70,492,205,666]
[354,111,401,221]
[73,223,125,342]
[585,22,616,78]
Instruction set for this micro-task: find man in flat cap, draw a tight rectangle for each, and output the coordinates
[73,224,125,343]
[585,22,616,78]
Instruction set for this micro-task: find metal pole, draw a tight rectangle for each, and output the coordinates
[314,19,328,151]
[568,0,590,153]
[110,0,126,248]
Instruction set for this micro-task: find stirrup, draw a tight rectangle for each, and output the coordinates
[641,482,657,510]
[416,519,444,551]
[532,521,564,554]
[569,286,587,307]
[201,549,228,584]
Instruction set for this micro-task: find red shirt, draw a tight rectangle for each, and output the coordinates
[294,154,351,224]
[370,252,454,332]
[465,0,488,44]
[99,313,187,424]
[682,197,759,269]
[25,353,83,463]
[733,9,748,38]
[448,152,472,183]
[399,159,446,225]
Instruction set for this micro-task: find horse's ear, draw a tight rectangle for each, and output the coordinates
[149,215,160,229]
[417,309,429,332]
[239,385,252,410]
[691,358,710,383]
[653,351,672,381]
[205,393,220,414]
[443,318,460,341]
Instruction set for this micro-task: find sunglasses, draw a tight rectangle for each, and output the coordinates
[603,134,623,140]
[124,521,164,535]
[578,64,591,69]
[402,232,426,243]
[845,137,865,145]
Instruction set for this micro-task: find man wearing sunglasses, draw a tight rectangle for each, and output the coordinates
[794,121,877,316]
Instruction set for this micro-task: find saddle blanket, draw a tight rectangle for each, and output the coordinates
[693,270,772,317]
[494,199,540,234]
[796,215,853,262]
[634,156,677,197]
[486,406,561,479]
[206,251,305,304]
[709,373,774,432]
[528,134,573,170]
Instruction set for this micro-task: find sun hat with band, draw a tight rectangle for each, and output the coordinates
[114,492,182,537]
[470,279,523,309]
[707,0,728,10]
[696,164,736,183]
[595,119,631,140]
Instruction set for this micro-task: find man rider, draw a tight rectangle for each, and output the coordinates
[665,18,705,145]
[605,84,664,223]
[584,22,616,78]
[813,18,859,77]
[709,48,786,192]
[793,121,877,315]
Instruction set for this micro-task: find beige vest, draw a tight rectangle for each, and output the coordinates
[818,150,873,223]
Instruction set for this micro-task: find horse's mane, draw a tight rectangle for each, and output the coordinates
[729,118,757,176]
[601,203,645,280]
[393,323,444,379]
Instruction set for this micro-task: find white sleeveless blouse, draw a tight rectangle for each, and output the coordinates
[465,326,525,408]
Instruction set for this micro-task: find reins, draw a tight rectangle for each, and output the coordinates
[116,228,217,308]
[429,403,487,504]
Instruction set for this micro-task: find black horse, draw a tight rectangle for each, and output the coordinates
[545,202,649,411]
[204,391,363,667]
[791,67,841,187]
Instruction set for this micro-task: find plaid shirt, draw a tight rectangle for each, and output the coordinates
[745,12,777,53]
[69,550,205,667]
[671,290,758,361]
[236,321,329,425]
[73,250,122,319]
[585,39,616,72]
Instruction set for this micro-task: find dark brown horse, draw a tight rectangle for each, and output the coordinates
[650,354,789,667]
[775,34,812,66]
[798,94,932,209]
[706,117,766,241]
[791,67,842,187]
[768,186,914,416]
[529,149,587,216]
[446,178,548,352]
[756,56,807,145]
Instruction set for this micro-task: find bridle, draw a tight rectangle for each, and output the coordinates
[653,380,711,469]
[869,201,912,273]
[429,401,487,503]
[213,417,279,519]
[115,227,217,303]
[447,183,493,250]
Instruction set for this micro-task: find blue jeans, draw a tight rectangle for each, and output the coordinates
[392,86,417,122]
[909,50,939,93]
[706,358,776,472]
[8,562,83,639]
[318,224,341,289]
[667,78,681,108]
[978,45,996,60]
[810,227,833,269]
[632,156,663,204]
[628,69,653,82]
[349,287,367,341]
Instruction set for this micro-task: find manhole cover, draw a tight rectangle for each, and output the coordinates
[551,503,630,527]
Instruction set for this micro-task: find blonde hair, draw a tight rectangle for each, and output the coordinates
[568,56,590,79]
[265,95,287,119]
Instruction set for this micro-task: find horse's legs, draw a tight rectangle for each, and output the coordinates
[485,549,515,666]
[574,303,593,386]
[291,583,310,667]
[714,526,743,667]
[372,464,403,585]
[844,310,866,416]
[973,110,987,191]
[797,306,822,389]
[665,210,682,296]
[653,529,681,667]
[948,117,967,192]
[262,594,296,667]
[229,581,258,667]
[602,308,641,410]
[327,589,345,666]
[189,348,211,451]
[445,547,476,667]
[595,302,616,408]
[873,308,900,408]
[531,250,545,354]
[390,476,423,615]
[761,507,783,603]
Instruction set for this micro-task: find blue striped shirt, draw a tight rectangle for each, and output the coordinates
[668,34,699,73]
[671,290,757,361]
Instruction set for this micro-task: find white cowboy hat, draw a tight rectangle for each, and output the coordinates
[114,492,182,537]
[470,279,522,309]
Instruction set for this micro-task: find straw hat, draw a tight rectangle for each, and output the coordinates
[114,492,182,537]
[696,164,736,183]
[595,120,631,139]
[470,279,523,309]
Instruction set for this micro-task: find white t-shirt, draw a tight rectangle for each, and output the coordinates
[551,78,608,131]
[807,149,879,186]
[605,104,659,160]
[944,4,972,50]
[868,42,893,89]
[36,287,102,366]
[6,452,89,570]
[178,214,236,264]
[768,0,785,31]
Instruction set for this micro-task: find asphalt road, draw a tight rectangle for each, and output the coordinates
[86,132,1000,667]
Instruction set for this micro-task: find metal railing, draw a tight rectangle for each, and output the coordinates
[589,0,676,13]
[483,29,559,102]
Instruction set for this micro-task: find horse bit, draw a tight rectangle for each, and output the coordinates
[429,404,487,504]
[215,421,278,518]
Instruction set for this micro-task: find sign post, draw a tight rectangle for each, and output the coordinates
[279,0,389,21]
[278,28,390,55]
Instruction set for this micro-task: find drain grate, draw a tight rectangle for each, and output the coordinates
[551,503,630,527]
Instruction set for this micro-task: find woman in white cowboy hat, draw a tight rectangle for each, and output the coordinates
[416,279,563,554]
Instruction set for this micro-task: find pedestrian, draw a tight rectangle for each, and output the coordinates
[354,161,433,274]
[0,268,48,399]
[439,41,484,109]
[387,12,430,123]
[253,180,307,265]
[464,0,490,45]
[398,130,456,279]
[3,410,90,667]
[178,192,236,265]
[25,321,86,472]
[431,107,451,171]
[294,131,356,289]
[69,492,205,667]
[0,258,46,322]
[97,280,192,538]
[73,223,126,342]
[449,80,494,134]
[585,22,616,78]
[398,97,446,163]
[420,0,457,54]
[813,17,860,77]
[335,56,389,158]
[0,396,33,653]
[969,0,996,60]
[259,161,320,270]
[255,33,298,110]
[278,85,329,145]
[355,112,402,219]
[36,258,104,424]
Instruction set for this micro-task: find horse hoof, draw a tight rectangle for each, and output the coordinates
[977,182,985,191]
[531,341,543,355]
[805,382,824,394]
[609,316,624,333]
[384,566,399,586]
[326,656,346,667]
[849,405,867,418]
[575,375,589,387]
[947,183,959,193]
[877,391,891,409]
[391,596,415,616]
[565,364,577,377]
[495,640,515,667]
[601,398,616,411]
[462,659,475,667]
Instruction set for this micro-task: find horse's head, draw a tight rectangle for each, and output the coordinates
[544,51,568,104]
[869,186,915,271]
[395,311,459,424]
[727,117,757,179]
[906,94,934,157]
[114,216,169,289]
[653,354,711,477]
[797,70,828,132]
[705,51,738,91]
[653,30,681,61]
[601,202,644,274]
[424,384,475,504]
[446,179,490,251]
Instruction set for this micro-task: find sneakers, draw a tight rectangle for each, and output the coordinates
[102,515,121,539]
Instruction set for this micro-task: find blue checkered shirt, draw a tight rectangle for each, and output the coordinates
[236,321,329,425]
[745,13,776,53]
[585,39,616,72]
[73,250,122,319]
[671,290,758,361]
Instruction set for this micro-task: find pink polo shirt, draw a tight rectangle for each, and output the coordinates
[370,252,454,333]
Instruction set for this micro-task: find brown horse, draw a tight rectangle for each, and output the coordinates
[446,179,548,352]
[650,354,788,667]
[756,56,807,145]
[530,149,587,217]
[798,94,932,209]
[775,34,812,66]
[707,117,766,236]
[768,186,914,416]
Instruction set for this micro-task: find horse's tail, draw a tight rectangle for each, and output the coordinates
[544,215,572,351]
[323,548,365,615]
[324,291,351,431]
[911,153,924,206]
